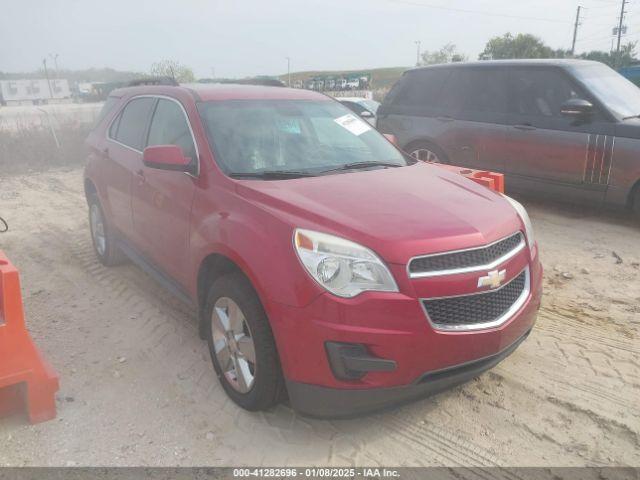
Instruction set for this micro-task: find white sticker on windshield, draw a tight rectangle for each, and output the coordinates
[334,113,372,136]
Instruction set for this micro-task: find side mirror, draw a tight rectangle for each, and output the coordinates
[383,134,399,146]
[560,98,593,117]
[143,145,195,174]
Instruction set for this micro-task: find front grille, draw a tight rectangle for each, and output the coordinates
[422,269,528,330]
[409,232,524,277]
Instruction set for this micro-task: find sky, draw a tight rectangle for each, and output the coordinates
[0,0,635,78]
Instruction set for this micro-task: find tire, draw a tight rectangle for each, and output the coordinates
[631,186,640,221]
[204,272,284,411]
[405,140,449,164]
[87,194,126,266]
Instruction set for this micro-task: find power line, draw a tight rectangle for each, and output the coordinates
[386,0,571,23]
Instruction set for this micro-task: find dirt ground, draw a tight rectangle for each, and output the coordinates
[0,167,638,467]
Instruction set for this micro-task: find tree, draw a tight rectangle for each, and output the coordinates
[150,60,195,83]
[579,42,638,69]
[420,43,467,66]
[479,33,568,60]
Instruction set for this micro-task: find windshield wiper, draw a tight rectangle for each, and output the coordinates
[229,170,316,180]
[622,114,640,120]
[320,161,403,174]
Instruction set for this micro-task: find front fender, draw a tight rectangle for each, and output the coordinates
[188,185,324,309]
[606,136,640,206]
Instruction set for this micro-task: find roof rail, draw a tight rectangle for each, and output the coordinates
[197,78,285,87]
[127,76,179,87]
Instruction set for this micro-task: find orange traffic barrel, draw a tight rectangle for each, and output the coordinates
[0,250,59,423]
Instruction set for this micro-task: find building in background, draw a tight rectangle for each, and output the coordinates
[0,79,71,106]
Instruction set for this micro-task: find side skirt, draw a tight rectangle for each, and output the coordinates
[115,238,195,308]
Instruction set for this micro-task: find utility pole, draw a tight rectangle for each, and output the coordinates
[49,53,59,78]
[42,58,53,98]
[415,40,421,66]
[615,0,627,68]
[571,6,582,56]
[286,57,291,87]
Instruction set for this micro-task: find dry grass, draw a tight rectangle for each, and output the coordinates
[0,119,91,175]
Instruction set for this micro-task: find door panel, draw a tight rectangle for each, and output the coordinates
[503,67,614,202]
[131,97,198,287]
[104,97,156,240]
[437,67,509,172]
[102,144,136,237]
[506,126,591,184]
[441,119,507,172]
[132,170,195,286]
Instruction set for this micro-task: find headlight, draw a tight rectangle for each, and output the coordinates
[503,195,536,251]
[293,229,399,298]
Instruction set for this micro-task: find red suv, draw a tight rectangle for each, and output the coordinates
[84,82,542,416]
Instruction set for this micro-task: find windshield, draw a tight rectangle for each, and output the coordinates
[572,63,640,119]
[197,99,407,176]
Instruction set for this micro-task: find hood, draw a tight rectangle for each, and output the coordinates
[236,162,523,264]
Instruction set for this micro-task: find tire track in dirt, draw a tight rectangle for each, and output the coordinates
[4,168,640,466]
[42,225,223,405]
[375,413,501,467]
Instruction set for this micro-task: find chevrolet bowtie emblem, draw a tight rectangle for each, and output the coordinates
[477,269,506,289]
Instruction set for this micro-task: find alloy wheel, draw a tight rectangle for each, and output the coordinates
[211,297,257,393]
[410,148,441,163]
[90,204,106,256]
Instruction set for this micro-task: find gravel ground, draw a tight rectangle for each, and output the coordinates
[0,168,638,467]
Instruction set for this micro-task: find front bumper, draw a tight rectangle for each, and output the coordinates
[266,255,542,416]
[286,328,530,418]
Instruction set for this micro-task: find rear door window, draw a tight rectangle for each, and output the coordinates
[93,96,119,129]
[146,98,197,162]
[388,69,449,115]
[440,68,508,121]
[112,97,156,151]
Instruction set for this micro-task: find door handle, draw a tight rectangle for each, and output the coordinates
[513,124,536,131]
[135,169,146,185]
[436,116,454,123]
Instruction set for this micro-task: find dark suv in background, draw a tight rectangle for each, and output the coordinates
[377,60,640,216]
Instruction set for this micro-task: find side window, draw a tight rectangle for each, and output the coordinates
[440,69,507,117]
[109,112,121,139]
[463,69,507,114]
[113,97,156,150]
[146,99,197,161]
[93,96,119,130]
[508,69,583,118]
[392,69,449,110]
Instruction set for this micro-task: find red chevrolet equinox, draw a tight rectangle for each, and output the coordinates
[84,82,542,417]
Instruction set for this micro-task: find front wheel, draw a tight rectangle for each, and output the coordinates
[205,272,284,411]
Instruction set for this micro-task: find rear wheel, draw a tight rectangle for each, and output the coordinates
[87,194,126,266]
[406,140,448,164]
[631,185,640,221]
[205,272,284,411]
